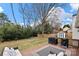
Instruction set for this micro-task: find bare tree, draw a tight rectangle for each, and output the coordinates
[18,4,26,27]
[18,3,57,34]
[18,4,34,27]
[10,3,17,24]
[0,13,9,26]
[10,3,18,48]
[31,3,56,34]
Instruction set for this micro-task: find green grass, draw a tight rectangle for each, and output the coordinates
[0,37,48,55]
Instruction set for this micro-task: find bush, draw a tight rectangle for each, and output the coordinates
[0,22,53,42]
[0,23,34,41]
[32,29,38,37]
[35,23,53,34]
[22,26,33,38]
[44,23,52,34]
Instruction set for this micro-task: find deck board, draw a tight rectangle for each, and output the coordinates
[21,44,79,56]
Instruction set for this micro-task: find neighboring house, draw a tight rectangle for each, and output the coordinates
[72,8,79,47]
[67,29,72,33]
[72,14,79,39]
[63,27,70,32]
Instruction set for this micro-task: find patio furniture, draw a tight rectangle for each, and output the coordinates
[48,37,58,44]
[61,39,68,48]
[57,52,64,56]
[2,47,22,56]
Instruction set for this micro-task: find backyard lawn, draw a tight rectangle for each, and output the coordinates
[0,37,48,55]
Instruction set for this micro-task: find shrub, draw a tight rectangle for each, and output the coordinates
[0,21,53,42]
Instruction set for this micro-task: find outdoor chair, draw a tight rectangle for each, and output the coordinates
[48,37,58,44]
[61,39,68,48]
[2,47,22,56]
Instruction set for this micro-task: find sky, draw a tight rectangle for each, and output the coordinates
[0,3,79,26]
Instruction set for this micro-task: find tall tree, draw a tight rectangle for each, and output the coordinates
[32,3,57,34]
[18,4,35,27]
[0,13,9,25]
[18,4,26,27]
[10,3,17,24]
[10,3,18,48]
[19,3,57,34]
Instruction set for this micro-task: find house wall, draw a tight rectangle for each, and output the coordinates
[72,16,79,39]
[72,15,79,47]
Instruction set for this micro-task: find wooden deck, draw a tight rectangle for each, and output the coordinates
[21,44,79,56]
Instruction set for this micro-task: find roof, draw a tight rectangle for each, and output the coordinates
[63,27,70,31]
